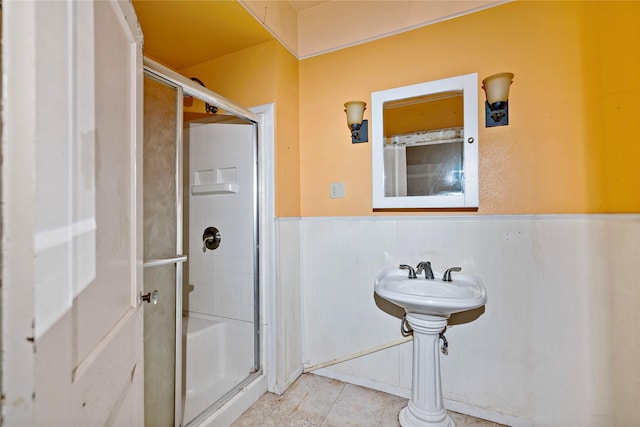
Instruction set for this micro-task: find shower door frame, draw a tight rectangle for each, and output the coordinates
[184,118,261,427]
[143,59,271,427]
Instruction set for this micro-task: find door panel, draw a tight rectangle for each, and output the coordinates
[69,1,144,423]
[74,0,138,368]
[2,0,144,424]
[71,310,139,425]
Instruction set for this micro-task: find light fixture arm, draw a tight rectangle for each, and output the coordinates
[487,101,508,123]
[350,122,365,141]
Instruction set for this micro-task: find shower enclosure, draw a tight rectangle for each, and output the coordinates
[142,60,262,426]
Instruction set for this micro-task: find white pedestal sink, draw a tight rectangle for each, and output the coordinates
[374,267,487,427]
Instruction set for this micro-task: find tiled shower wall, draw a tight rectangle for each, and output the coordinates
[184,122,255,321]
[276,215,640,427]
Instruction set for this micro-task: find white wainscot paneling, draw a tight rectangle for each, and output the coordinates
[297,215,640,427]
[270,219,304,393]
[301,219,405,388]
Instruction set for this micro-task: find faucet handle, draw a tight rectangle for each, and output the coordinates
[443,267,462,282]
[399,264,417,279]
[416,261,434,279]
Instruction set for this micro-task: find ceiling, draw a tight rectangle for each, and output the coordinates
[133,0,504,71]
[132,0,275,70]
[288,1,330,12]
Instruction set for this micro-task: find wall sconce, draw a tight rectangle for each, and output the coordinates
[482,72,514,127]
[344,100,368,143]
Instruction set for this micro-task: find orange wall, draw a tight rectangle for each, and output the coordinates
[579,1,640,212]
[299,1,640,216]
[180,41,301,216]
[273,44,301,216]
[177,1,640,217]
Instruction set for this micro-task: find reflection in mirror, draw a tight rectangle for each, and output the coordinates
[383,92,464,198]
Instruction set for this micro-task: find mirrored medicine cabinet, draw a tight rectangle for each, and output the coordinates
[371,73,478,209]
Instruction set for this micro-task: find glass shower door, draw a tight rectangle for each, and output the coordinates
[142,74,185,427]
[182,118,260,426]
[142,62,261,426]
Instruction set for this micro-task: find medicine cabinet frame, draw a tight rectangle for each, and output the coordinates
[371,73,479,209]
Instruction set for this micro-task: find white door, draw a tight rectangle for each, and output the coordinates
[2,1,144,425]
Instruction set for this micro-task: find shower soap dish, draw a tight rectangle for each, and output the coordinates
[192,167,238,195]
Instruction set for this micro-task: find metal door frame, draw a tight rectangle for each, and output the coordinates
[143,60,262,427]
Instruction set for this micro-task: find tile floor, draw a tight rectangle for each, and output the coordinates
[231,374,505,427]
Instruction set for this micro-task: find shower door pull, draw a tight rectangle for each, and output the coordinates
[143,255,188,268]
[140,290,159,305]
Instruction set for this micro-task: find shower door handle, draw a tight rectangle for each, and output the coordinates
[143,255,188,268]
[140,290,159,305]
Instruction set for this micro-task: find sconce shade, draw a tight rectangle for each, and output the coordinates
[344,101,366,126]
[482,72,514,106]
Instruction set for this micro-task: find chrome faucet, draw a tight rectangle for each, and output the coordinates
[399,264,417,279]
[443,267,462,282]
[416,261,434,279]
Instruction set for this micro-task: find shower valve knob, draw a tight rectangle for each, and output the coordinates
[202,226,221,252]
[140,290,159,305]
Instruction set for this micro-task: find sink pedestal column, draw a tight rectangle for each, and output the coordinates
[399,314,454,427]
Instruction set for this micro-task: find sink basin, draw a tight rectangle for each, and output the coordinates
[374,267,487,316]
